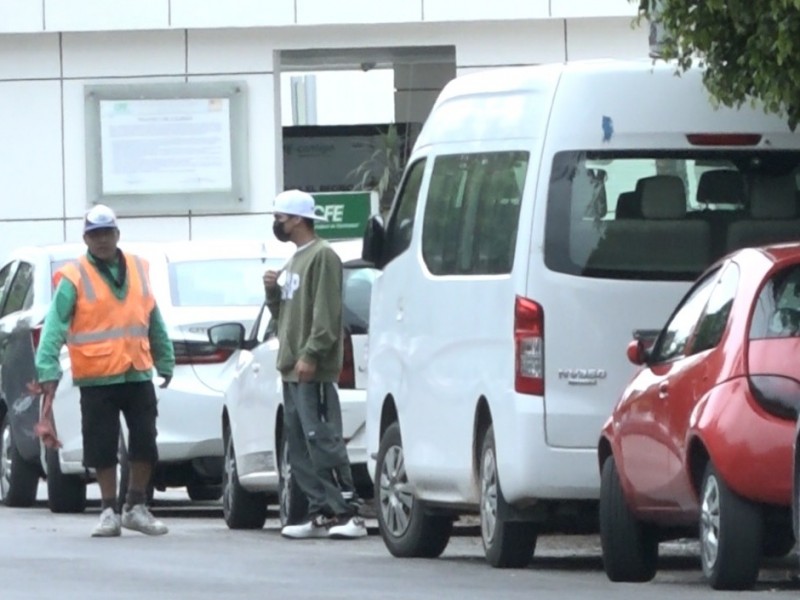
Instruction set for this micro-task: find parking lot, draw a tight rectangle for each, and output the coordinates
[1,485,798,600]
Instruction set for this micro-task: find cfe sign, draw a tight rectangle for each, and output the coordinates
[312,191,377,240]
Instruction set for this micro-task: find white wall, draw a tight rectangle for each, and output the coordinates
[0,17,649,261]
[0,0,638,33]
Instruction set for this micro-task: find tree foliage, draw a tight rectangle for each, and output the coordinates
[638,0,800,130]
[348,124,405,213]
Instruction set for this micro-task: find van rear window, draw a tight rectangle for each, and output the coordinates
[544,150,800,281]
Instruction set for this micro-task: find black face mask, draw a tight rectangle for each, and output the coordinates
[272,220,291,242]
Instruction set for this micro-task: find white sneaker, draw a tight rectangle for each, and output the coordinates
[328,516,368,539]
[281,515,331,539]
[121,504,168,536]
[91,507,121,538]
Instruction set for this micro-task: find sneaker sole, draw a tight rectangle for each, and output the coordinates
[91,530,121,538]
[329,531,368,540]
[280,532,330,539]
[122,525,168,536]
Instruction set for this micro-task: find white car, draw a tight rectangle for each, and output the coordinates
[44,239,293,513]
[212,239,377,529]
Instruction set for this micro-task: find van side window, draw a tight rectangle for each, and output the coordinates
[384,159,426,262]
[422,151,528,275]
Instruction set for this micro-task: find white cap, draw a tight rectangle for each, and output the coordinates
[270,189,327,222]
[84,204,118,232]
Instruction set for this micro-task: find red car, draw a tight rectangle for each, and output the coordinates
[598,244,800,591]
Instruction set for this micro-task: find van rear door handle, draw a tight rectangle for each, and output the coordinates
[658,382,669,399]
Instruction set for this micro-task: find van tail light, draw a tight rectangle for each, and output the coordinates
[31,324,43,351]
[338,332,355,389]
[686,133,762,146]
[173,340,233,365]
[515,296,544,396]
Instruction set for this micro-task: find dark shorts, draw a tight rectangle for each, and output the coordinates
[80,381,159,469]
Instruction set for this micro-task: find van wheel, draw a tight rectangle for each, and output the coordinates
[0,415,39,507]
[376,422,452,558]
[479,426,537,568]
[700,463,763,590]
[278,434,308,527]
[222,428,268,529]
[45,447,86,513]
[599,455,658,582]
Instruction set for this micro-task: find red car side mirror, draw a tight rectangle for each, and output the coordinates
[626,339,647,366]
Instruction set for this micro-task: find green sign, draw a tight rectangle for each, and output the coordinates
[312,191,377,240]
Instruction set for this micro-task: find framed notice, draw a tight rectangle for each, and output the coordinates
[85,81,249,214]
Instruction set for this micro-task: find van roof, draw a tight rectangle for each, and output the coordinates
[415,59,795,150]
[435,59,663,103]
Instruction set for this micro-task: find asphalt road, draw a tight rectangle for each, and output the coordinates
[1,486,799,600]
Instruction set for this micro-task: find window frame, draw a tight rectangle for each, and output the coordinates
[649,266,721,364]
[383,158,427,264]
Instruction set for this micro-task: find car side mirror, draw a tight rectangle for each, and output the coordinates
[626,339,648,366]
[208,322,246,349]
[362,213,386,268]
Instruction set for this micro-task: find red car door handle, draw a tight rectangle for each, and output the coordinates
[658,382,669,399]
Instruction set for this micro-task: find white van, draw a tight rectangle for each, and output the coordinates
[361,59,800,567]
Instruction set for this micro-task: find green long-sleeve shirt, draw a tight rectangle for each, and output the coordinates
[266,238,343,382]
[35,251,175,387]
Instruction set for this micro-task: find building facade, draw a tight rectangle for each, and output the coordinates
[0,0,648,259]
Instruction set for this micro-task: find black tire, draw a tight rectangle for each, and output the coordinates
[222,429,268,529]
[45,448,86,513]
[0,415,40,507]
[699,463,763,590]
[278,434,308,527]
[376,422,452,558]
[599,455,658,582]
[479,426,537,568]
[187,483,223,502]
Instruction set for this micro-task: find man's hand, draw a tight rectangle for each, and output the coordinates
[294,358,317,382]
[159,374,172,389]
[40,381,58,396]
[263,269,281,292]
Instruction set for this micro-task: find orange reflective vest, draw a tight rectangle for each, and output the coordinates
[59,254,155,379]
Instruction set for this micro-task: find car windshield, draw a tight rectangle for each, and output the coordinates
[169,258,284,307]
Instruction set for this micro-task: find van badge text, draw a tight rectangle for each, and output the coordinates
[558,369,607,386]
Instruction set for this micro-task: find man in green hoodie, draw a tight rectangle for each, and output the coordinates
[264,189,366,540]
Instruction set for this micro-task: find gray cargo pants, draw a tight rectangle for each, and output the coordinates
[283,381,357,519]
